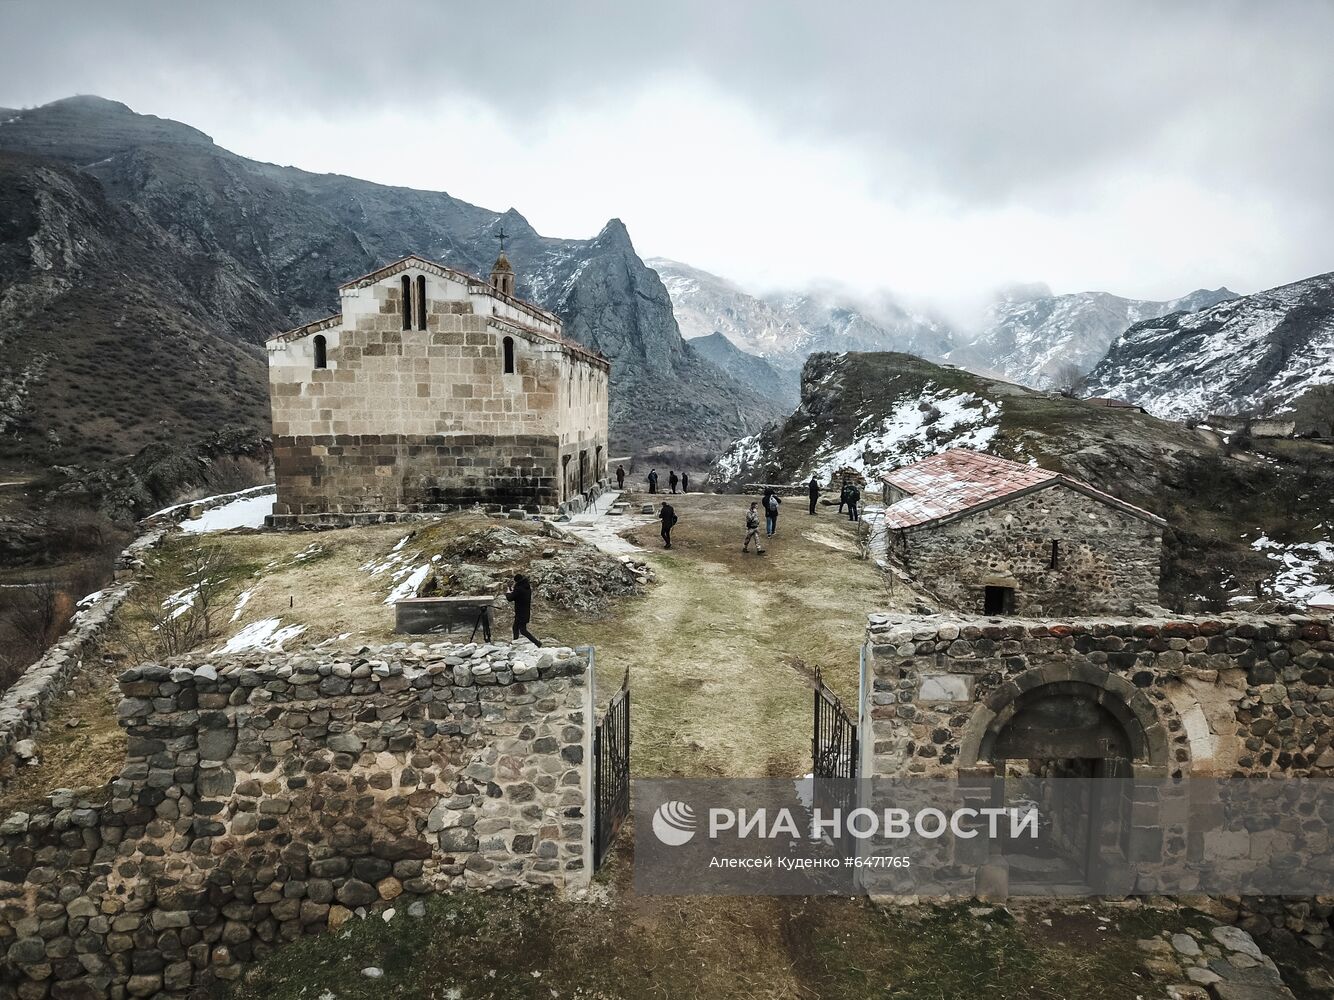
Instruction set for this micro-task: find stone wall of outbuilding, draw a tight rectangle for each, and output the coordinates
[0,640,592,998]
[885,484,1163,616]
[862,611,1334,780]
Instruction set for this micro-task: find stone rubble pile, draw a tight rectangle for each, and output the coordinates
[1138,924,1296,999]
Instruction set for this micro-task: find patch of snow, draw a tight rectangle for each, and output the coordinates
[76,589,109,608]
[361,535,412,576]
[1251,534,1334,605]
[805,388,1000,483]
[161,584,203,620]
[713,434,762,482]
[149,484,273,518]
[229,589,254,623]
[384,564,431,605]
[179,494,272,534]
[213,617,307,655]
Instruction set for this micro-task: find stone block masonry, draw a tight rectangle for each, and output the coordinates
[0,640,592,998]
[886,483,1162,616]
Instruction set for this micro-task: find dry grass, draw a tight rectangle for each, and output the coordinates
[543,494,915,778]
[0,651,124,814]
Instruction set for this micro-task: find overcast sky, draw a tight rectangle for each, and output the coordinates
[3,0,1332,314]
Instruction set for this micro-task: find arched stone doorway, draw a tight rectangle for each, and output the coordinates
[959,666,1171,896]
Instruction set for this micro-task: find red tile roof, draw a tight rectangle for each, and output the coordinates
[881,449,1164,529]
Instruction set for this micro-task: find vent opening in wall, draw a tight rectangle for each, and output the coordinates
[503,336,515,374]
[984,585,1015,615]
[1050,540,1061,568]
[313,334,327,369]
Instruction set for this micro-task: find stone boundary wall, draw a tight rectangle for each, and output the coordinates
[0,529,167,785]
[137,486,276,531]
[0,640,591,998]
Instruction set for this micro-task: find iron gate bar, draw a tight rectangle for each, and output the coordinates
[593,668,631,870]
[811,667,859,860]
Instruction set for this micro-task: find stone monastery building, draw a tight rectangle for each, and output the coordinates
[266,253,610,525]
[881,449,1164,616]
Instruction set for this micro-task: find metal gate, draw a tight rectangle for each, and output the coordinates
[812,668,858,854]
[593,670,631,869]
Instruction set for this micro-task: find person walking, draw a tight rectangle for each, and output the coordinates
[847,484,861,522]
[681,472,690,493]
[659,501,678,548]
[808,475,820,515]
[742,501,765,554]
[647,469,658,494]
[616,464,625,490]
[668,470,679,494]
[764,490,781,537]
[505,573,541,646]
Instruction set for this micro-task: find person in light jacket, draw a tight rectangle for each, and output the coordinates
[743,501,765,554]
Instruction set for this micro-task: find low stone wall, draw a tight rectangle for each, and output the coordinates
[0,530,168,785]
[138,485,276,531]
[0,587,130,786]
[0,640,592,998]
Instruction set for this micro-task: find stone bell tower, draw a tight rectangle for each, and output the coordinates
[489,250,515,297]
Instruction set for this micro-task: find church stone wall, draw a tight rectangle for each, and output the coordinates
[268,263,609,522]
[886,484,1162,616]
[0,641,592,998]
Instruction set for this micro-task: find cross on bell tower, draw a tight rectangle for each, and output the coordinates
[489,227,515,297]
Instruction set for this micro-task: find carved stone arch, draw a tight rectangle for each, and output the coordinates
[958,663,1171,769]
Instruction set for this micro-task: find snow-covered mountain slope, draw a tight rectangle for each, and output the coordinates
[949,285,1237,389]
[1082,271,1334,420]
[706,350,1334,612]
[647,258,953,366]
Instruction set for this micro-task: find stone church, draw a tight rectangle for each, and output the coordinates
[266,253,610,526]
[881,449,1164,616]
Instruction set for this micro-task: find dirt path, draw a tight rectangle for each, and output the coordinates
[541,492,920,779]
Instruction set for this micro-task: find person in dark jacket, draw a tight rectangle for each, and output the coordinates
[846,485,861,522]
[616,465,625,489]
[668,470,679,494]
[659,502,678,548]
[838,482,850,515]
[764,490,781,536]
[808,476,820,514]
[647,469,658,494]
[505,573,541,646]
[681,472,690,493]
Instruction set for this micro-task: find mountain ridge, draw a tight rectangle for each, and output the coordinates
[0,96,781,472]
[1082,270,1334,420]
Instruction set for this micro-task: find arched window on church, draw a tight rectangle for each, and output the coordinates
[503,336,515,374]
[416,275,427,331]
[313,334,327,370]
[401,274,412,330]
